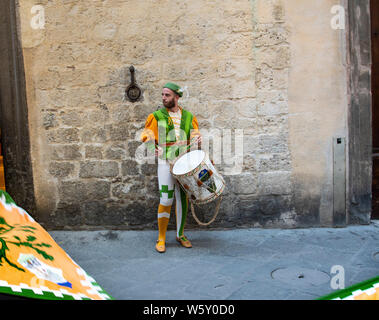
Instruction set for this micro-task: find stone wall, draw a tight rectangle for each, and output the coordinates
[285,0,348,227]
[17,0,348,229]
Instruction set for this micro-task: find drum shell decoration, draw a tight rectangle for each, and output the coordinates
[171,150,225,205]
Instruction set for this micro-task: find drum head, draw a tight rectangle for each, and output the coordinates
[172,150,205,176]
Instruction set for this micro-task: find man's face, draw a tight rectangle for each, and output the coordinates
[162,88,177,109]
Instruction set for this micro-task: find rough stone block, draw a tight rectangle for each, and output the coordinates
[81,201,108,226]
[105,144,126,160]
[256,46,291,69]
[85,145,103,159]
[85,108,110,124]
[59,110,83,127]
[229,173,258,195]
[47,128,79,143]
[256,115,289,134]
[111,179,144,200]
[84,180,111,200]
[58,181,86,202]
[59,180,112,202]
[51,145,82,160]
[49,161,75,178]
[259,134,288,153]
[253,25,289,47]
[258,171,292,195]
[80,127,107,143]
[121,159,140,176]
[258,153,291,172]
[140,163,157,176]
[79,161,119,178]
[109,124,132,141]
[257,101,288,116]
[238,99,259,118]
[110,105,132,123]
[51,202,83,227]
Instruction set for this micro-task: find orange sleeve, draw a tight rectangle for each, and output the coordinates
[190,115,201,140]
[141,113,158,144]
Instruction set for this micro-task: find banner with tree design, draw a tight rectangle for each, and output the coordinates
[0,190,112,300]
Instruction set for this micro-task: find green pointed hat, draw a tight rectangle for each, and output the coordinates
[163,82,183,97]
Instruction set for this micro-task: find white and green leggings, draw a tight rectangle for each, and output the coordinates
[157,161,188,241]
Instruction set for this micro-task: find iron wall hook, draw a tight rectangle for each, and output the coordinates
[125,65,141,102]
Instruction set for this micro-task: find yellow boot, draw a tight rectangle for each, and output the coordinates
[156,205,170,253]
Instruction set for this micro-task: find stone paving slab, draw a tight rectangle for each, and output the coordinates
[49,221,379,300]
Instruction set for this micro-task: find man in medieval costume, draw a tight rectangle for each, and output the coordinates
[141,82,202,253]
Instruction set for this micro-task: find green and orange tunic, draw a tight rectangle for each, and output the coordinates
[141,106,201,160]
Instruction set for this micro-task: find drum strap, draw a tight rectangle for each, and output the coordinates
[190,196,223,226]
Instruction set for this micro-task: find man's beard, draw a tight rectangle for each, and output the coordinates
[163,99,175,109]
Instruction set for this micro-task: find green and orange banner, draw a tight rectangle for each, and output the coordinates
[319,276,379,300]
[0,189,112,300]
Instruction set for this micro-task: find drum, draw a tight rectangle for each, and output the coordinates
[170,150,225,205]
